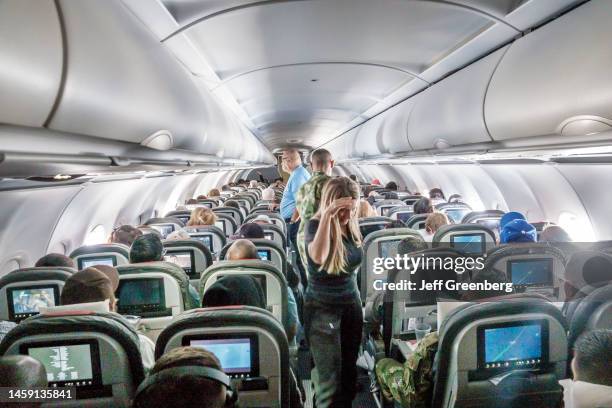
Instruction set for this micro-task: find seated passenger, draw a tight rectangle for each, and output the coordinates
[130,234,199,306]
[234,223,265,240]
[249,180,258,188]
[132,347,229,408]
[253,214,272,225]
[539,225,572,243]
[208,188,220,198]
[421,213,449,242]
[262,187,275,201]
[60,267,155,372]
[202,275,266,309]
[499,211,526,232]
[358,200,377,218]
[384,181,399,199]
[559,329,612,408]
[226,239,298,343]
[187,207,217,227]
[428,187,445,203]
[196,195,207,201]
[447,193,463,203]
[397,236,428,255]
[186,198,198,205]
[110,225,143,247]
[34,253,75,268]
[224,200,240,210]
[500,219,537,244]
[0,355,47,407]
[166,229,191,241]
[413,197,433,215]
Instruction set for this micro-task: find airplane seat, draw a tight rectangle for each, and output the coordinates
[461,210,505,229]
[435,202,473,224]
[247,188,262,200]
[258,223,287,249]
[432,224,496,257]
[382,248,467,355]
[561,250,612,302]
[219,238,287,278]
[244,212,287,236]
[213,207,244,226]
[358,216,393,238]
[251,203,273,214]
[566,283,612,349]
[69,243,130,269]
[405,214,429,230]
[360,228,423,302]
[199,260,289,330]
[143,217,185,239]
[0,267,75,322]
[431,299,568,408]
[154,305,290,408]
[183,225,226,258]
[386,206,414,225]
[164,210,191,225]
[482,244,567,301]
[207,212,237,237]
[162,239,213,288]
[0,311,145,407]
[233,198,252,213]
[402,195,423,207]
[196,199,219,209]
[116,262,194,340]
[373,199,405,217]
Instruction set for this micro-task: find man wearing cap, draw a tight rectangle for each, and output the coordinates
[60,267,155,372]
[295,149,334,285]
[500,219,537,244]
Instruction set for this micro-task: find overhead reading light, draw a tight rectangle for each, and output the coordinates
[141,130,174,151]
[53,174,72,180]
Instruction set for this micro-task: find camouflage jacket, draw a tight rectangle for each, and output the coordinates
[375,331,439,407]
[296,171,331,266]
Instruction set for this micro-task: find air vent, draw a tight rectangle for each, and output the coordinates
[558,116,612,137]
[141,130,174,151]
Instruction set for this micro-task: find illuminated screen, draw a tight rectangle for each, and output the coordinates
[116,278,166,316]
[478,320,548,371]
[508,259,553,288]
[378,240,400,259]
[184,334,258,378]
[264,233,274,241]
[79,256,115,270]
[25,341,99,387]
[151,224,174,238]
[445,209,469,224]
[215,221,225,233]
[164,250,194,275]
[450,233,485,255]
[191,234,213,252]
[257,250,271,261]
[9,286,57,320]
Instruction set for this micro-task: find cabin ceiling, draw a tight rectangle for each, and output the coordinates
[148,0,577,150]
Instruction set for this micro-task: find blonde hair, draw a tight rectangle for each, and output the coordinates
[425,212,449,234]
[314,177,362,275]
[187,207,217,226]
[208,188,220,197]
[358,200,377,218]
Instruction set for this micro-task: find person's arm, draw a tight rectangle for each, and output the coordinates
[291,208,300,223]
[307,197,353,265]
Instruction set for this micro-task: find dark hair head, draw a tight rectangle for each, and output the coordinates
[0,355,47,388]
[462,267,512,300]
[238,223,264,239]
[538,225,572,243]
[202,275,266,309]
[310,148,333,169]
[384,181,398,191]
[413,197,433,214]
[349,174,357,182]
[35,253,75,268]
[60,267,115,306]
[130,234,164,263]
[110,225,143,247]
[397,236,428,255]
[134,347,226,408]
[224,200,240,209]
[429,188,445,200]
[186,198,198,205]
[573,329,612,386]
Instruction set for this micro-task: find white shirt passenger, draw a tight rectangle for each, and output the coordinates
[559,379,612,408]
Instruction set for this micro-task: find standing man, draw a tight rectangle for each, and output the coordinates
[280,149,311,283]
[295,149,334,283]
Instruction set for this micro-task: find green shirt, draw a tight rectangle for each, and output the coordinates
[295,171,330,267]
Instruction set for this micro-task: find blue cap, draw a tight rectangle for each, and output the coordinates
[500,219,537,244]
[499,211,526,231]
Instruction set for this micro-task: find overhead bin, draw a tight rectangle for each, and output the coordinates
[407,46,508,151]
[0,0,63,128]
[485,0,612,142]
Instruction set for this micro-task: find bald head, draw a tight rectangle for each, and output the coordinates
[282,149,302,172]
[227,239,259,261]
[310,149,333,174]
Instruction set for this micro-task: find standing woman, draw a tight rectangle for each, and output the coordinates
[304,177,363,407]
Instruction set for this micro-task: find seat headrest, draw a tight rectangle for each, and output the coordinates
[0,267,75,287]
[144,217,185,227]
[69,243,130,259]
[568,283,612,347]
[40,300,111,315]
